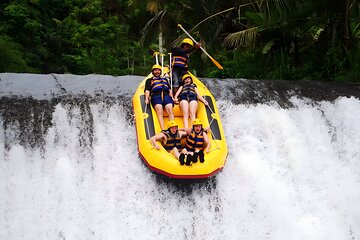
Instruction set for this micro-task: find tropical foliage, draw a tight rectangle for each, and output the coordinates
[0,0,359,81]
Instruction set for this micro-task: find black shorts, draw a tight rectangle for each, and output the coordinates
[172,67,187,88]
[151,93,174,107]
[179,95,197,102]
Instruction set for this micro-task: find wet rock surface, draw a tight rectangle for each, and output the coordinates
[0,95,131,150]
[204,78,360,107]
[1,73,359,148]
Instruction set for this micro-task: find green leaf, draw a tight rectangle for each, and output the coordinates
[262,40,274,54]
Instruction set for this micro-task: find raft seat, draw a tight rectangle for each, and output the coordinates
[163,104,183,117]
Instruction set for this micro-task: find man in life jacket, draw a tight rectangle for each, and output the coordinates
[171,38,200,96]
[173,74,208,129]
[145,64,175,130]
[150,120,188,164]
[182,118,210,166]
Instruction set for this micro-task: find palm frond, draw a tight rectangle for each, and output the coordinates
[223,27,258,49]
[140,10,167,47]
[190,7,236,32]
[170,32,186,48]
[267,0,296,21]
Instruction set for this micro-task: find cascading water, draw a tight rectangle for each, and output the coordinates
[1,73,360,240]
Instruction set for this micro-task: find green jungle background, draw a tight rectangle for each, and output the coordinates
[1,0,359,81]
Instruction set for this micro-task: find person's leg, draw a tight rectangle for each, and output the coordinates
[185,151,194,166]
[179,68,188,82]
[175,148,186,165]
[164,104,174,121]
[180,100,190,128]
[163,95,174,121]
[154,104,164,129]
[172,68,181,96]
[198,149,205,163]
[189,100,198,125]
[181,148,188,154]
[151,95,166,130]
[171,147,180,159]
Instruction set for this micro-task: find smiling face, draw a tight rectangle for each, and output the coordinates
[184,77,192,84]
[152,68,161,77]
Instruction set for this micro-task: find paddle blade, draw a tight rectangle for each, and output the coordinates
[210,56,223,70]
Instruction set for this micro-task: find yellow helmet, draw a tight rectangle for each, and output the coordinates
[167,120,178,128]
[182,74,192,82]
[192,119,203,126]
[152,64,162,71]
[181,38,194,47]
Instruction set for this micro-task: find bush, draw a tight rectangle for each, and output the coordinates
[0,36,33,72]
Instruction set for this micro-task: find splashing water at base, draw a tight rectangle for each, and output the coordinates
[1,78,360,239]
[216,96,360,240]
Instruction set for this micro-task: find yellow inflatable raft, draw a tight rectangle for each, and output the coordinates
[132,69,228,179]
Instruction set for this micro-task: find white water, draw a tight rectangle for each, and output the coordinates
[1,96,360,240]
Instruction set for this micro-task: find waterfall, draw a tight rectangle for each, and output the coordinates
[1,73,359,240]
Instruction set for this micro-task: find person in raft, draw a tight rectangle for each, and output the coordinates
[171,38,200,96]
[145,64,174,130]
[182,118,211,166]
[150,120,188,163]
[173,74,208,129]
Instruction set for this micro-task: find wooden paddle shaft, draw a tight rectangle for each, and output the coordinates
[177,24,223,70]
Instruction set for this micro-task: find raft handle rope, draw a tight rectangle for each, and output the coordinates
[147,52,163,149]
[203,101,220,151]
[161,54,165,77]
[144,102,151,141]
[145,51,159,141]
[168,53,173,92]
[154,52,159,65]
[206,101,216,126]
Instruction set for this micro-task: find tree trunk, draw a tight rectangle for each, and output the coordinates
[159,25,163,53]
[131,49,135,75]
[332,22,337,47]
[343,0,353,47]
[291,37,299,66]
[127,51,130,69]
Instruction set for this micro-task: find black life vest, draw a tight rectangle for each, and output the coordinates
[150,77,170,94]
[186,129,205,151]
[162,130,182,151]
[180,83,197,99]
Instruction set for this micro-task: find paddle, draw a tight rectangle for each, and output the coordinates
[178,24,223,70]
[168,53,173,91]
